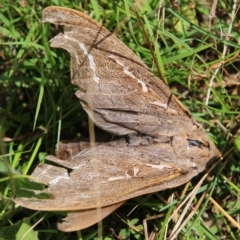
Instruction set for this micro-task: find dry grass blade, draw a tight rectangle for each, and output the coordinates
[206,0,238,105]
[208,195,240,230]
[168,159,222,239]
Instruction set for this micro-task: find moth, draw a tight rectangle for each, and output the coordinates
[15,6,221,232]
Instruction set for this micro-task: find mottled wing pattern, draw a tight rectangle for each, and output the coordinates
[15,137,214,211]
[41,6,198,137]
[41,7,220,158]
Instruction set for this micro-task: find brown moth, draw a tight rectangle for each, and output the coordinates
[15,6,221,232]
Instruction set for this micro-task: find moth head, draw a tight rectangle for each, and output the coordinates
[172,132,220,172]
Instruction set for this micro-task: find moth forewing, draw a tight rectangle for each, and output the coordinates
[15,136,218,210]
[41,7,219,155]
[14,6,221,232]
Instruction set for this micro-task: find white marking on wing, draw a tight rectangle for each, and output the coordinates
[133,167,139,176]
[72,163,85,170]
[108,54,148,92]
[107,176,126,181]
[48,172,70,185]
[146,163,172,170]
[63,35,100,84]
[151,101,178,114]
[108,167,140,181]
[78,43,100,84]
[151,101,167,109]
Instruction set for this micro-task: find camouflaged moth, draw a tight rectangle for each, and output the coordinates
[15,7,221,232]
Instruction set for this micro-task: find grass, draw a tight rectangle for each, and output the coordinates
[0,0,239,239]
